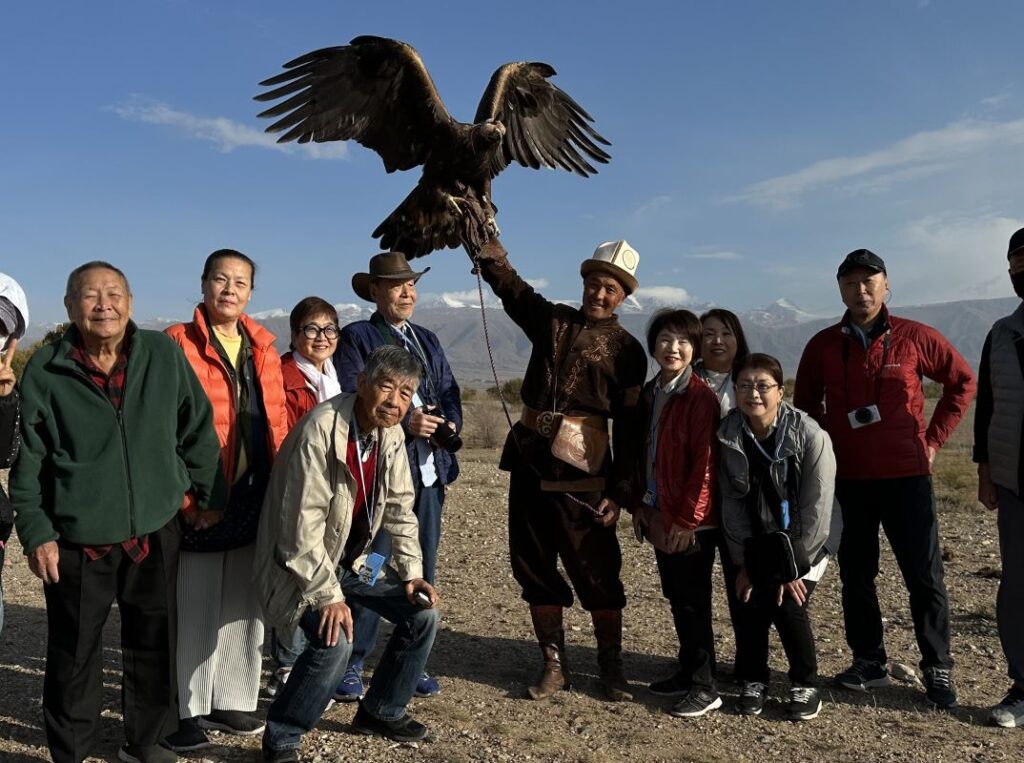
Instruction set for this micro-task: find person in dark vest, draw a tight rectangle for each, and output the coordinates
[332,252,462,701]
[469,232,647,702]
[974,226,1024,729]
[794,248,975,709]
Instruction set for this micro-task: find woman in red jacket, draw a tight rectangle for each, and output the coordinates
[163,249,288,751]
[631,309,722,718]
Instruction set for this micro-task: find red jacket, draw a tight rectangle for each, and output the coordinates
[165,306,289,485]
[793,307,975,480]
[644,374,720,531]
[280,351,318,431]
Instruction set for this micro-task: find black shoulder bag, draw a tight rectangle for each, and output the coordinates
[743,455,811,586]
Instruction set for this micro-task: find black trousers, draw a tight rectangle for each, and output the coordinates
[42,517,181,763]
[508,471,626,611]
[733,579,819,686]
[836,476,952,669]
[654,529,722,692]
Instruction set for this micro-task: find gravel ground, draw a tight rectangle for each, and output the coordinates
[0,446,1020,762]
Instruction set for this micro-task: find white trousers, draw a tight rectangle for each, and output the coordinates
[176,544,264,718]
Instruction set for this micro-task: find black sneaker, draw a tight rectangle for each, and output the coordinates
[161,717,209,752]
[923,666,957,709]
[262,745,300,763]
[351,704,431,743]
[736,681,767,716]
[199,709,266,736]
[787,686,822,721]
[648,673,690,697]
[989,685,1024,728]
[834,659,891,691]
[669,689,723,718]
[119,744,180,763]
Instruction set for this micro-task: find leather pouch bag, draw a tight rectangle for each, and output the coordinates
[549,415,609,475]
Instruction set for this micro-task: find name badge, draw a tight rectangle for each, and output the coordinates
[357,552,386,586]
[643,478,657,508]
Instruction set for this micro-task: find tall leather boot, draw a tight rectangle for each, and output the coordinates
[527,605,571,700]
[592,609,633,701]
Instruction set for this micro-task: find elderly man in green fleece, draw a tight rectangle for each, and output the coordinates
[11,261,226,763]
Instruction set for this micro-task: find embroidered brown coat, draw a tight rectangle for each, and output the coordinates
[479,257,647,504]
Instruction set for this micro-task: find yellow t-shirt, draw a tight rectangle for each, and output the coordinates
[213,329,248,481]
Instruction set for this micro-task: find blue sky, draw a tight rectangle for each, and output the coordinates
[2,0,1023,324]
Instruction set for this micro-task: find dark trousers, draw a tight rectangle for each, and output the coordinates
[836,476,952,669]
[348,482,444,671]
[42,517,180,763]
[508,471,626,611]
[654,529,720,692]
[996,487,1024,686]
[734,579,819,686]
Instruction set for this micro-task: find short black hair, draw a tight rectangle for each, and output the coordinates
[645,309,701,356]
[289,296,339,336]
[733,352,784,387]
[202,249,257,286]
[699,308,750,368]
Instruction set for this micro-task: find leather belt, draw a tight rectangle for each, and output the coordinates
[520,406,605,438]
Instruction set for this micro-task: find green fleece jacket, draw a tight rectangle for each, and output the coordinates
[12,323,226,553]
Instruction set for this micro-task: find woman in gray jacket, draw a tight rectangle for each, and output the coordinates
[717,353,837,722]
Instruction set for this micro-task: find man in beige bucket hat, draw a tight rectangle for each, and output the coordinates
[469,233,646,703]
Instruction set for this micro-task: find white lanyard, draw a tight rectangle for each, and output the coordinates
[351,417,378,528]
[743,417,783,463]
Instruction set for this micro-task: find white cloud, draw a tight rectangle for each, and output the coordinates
[895,212,1022,303]
[525,278,549,289]
[633,285,691,305]
[111,96,348,160]
[683,249,742,261]
[727,117,1024,209]
[630,194,674,219]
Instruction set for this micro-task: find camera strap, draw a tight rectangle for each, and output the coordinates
[370,313,441,406]
[841,329,891,411]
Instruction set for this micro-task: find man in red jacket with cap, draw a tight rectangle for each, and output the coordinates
[794,249,975,709]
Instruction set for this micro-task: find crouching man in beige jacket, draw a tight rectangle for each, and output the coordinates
[254,345,440,762]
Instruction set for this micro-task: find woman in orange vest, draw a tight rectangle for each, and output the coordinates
[163,249,288,752]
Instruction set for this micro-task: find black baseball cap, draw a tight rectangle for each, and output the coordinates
[837,249,887,280]
[1008,227,1024,259]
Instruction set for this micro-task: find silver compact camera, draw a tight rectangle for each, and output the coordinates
[848,404,882,429]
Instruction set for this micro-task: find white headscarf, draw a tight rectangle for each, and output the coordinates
[292,351,342,403]
[0,272,29,350]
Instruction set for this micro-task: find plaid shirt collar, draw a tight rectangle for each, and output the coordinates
[67,326,133,409]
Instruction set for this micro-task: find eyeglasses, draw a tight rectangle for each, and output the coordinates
[736,382,780,395]
[301,324,339,340]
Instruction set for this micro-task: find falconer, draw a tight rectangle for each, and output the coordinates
[469,230,646,702]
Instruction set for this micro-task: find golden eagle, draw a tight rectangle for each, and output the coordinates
[255,35,610,258]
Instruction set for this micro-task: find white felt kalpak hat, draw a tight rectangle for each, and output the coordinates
[580,240,639,295]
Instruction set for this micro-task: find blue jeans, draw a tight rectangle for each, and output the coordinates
[264,570,439,750]
[271,625,308,669]
[347,483,443,672]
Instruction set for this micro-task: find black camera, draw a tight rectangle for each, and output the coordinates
[847,404,882,429]
[423,405,463,453]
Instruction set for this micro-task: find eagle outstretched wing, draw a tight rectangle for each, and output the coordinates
[255,35,452,173]
[474,62,611,178]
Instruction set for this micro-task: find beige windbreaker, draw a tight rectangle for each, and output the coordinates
[253,392,423,627]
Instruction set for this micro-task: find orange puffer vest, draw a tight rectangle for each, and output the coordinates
[166,306,288,484]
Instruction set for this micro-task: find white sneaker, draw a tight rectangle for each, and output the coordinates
[989,686,1024,728]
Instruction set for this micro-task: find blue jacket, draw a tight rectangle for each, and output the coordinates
[334,312,462,488]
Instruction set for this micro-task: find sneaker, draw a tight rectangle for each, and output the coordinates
[834,659,891,691]
[415,671,441,698]
[989,685,1024,728]
[119,744,180,763]
[262,745,300,763]
[648,673,690,697]
[787,686,822,721]
[198,709,266,736]
[334,664,365,702]
[669,689,723,718]
[736,682,768,716]
[266,666,292,697]
[160,717,209,752]
[923,666,957,709]
[351,704,431,743]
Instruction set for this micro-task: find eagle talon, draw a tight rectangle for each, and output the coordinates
[446,194,467,214]
[485,216,501,238]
